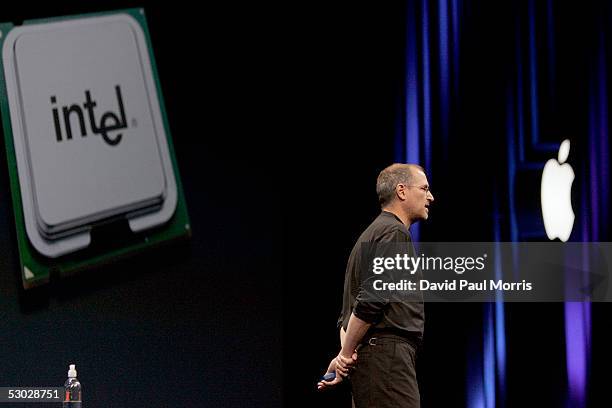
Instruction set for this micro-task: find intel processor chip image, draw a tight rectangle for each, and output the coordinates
[0,9,190,288]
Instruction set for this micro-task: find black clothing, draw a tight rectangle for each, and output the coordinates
[350,333,420,408]
[338,211,425,407]
[337,211,425,342]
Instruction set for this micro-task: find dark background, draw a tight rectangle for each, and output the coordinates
[287,1,611,407]
[1,1,611,407]
[0,2,281,407]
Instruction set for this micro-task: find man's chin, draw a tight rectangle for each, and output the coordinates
[412,214,428,222]
[410,211,429,222]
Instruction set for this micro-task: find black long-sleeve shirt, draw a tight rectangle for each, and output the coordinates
[337,211,425,342]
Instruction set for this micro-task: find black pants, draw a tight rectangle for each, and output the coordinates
[350,335,420,408]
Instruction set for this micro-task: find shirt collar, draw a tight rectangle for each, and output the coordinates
[381,210,404,225]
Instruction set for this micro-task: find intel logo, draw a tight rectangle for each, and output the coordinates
[50,85,127,146]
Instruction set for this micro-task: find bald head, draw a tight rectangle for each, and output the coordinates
[376,163,425,208]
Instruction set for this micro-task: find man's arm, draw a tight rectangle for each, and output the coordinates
[334,313,371,376]
[340,313,370,357]
[318,317,365,390]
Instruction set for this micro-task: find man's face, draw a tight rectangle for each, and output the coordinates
[398,171,434,222]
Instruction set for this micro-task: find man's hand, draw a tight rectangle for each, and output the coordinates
[318,314,367,392]
[317,358,344,391]
[317,349,358,391]
[334,350,358,377]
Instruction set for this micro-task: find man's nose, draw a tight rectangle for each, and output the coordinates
[427,191,434,202]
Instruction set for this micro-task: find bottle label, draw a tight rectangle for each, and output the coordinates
[63,402,82,408]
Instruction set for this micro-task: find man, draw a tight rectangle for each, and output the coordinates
[318,163,434,408]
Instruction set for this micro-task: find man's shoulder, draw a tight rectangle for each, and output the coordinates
[358,212,411,243]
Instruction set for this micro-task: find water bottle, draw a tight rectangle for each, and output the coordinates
[63,364,81,408]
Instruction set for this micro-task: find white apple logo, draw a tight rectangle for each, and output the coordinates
[541,139,575,242]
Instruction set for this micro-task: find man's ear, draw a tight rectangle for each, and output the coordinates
[395,184,407,201]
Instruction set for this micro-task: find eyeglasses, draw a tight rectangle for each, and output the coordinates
[399,184,431,194]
